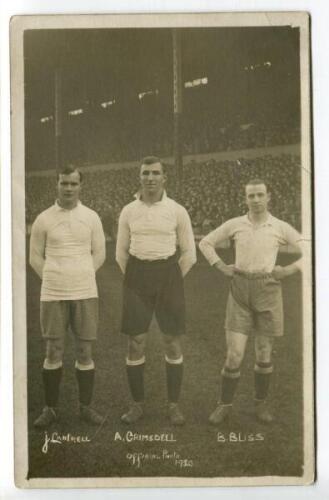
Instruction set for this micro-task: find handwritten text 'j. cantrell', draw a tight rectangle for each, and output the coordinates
[42,431,91,454]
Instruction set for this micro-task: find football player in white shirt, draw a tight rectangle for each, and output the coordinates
[199,179,302,425]
[116,156,196,425]
[30,166,106,428]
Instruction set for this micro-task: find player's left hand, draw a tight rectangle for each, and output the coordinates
[272,265,289,280]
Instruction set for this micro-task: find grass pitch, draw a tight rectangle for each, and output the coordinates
[26,245,303,479]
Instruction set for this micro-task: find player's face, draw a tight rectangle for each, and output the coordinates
[140,162,166,196]
[245,184,270,214]
[57,172,81,209]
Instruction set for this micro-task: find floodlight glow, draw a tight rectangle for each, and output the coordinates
[101,99,116,108]
[184,76,208,88]
[244,61,272,71]
[40,116,53,123]
[68,108,84,116]
[138,89,159,100]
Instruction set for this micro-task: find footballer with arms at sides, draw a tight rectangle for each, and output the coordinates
[30,165,106,428]
[116,156,196,426]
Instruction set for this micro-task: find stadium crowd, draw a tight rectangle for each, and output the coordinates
[66,119,300,164]
[181,120,300,158]
[26,153,301,236]
[27,106,300,170]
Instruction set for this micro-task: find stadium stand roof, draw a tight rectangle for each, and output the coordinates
[24,27,300,171]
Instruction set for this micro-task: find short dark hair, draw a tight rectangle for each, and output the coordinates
[56,165,83,182]
[245,178,269,191]
[140,156,165,173]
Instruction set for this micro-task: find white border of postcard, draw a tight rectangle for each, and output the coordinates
[11,11,313,488]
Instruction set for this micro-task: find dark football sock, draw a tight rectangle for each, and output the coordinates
[42,367,62,408]
[166,361,184,403]
[75,368,95,406]
[254,362,273,401]
[126,363,145,402]
[220,366,241,405]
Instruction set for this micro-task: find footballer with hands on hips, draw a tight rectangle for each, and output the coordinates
[199,178,303,425]
[116,156,196,426]
[30,165,106,428]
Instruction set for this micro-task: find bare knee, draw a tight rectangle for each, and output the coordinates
[76,340,93,365]
[225,348,244,369]
[255,336,273,363]
[163,335,182,360]
[225,330,248,369]
[127,334,146,361]
[46,339,64,364]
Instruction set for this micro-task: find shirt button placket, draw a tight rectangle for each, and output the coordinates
[146,207,152,222]
[69,210,73,233]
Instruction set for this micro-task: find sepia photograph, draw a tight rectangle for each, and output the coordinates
[11,12,313,488]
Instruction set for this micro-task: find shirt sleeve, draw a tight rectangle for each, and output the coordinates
[176,205,197,277]
[29,215,47,279]
[280,222,305,272]
[199,220,233,266]
[91,213,106,271]
[115,206,131,274]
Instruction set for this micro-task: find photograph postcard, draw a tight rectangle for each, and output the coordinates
[11,11,314,488]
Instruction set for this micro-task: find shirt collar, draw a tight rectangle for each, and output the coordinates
[135,190,168,204]
[54,200,81,212]
[244,212,274,226]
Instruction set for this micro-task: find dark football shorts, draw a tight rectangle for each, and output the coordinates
[225,271,283,337]
[121,254,185,336]
[40,298,99,340]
